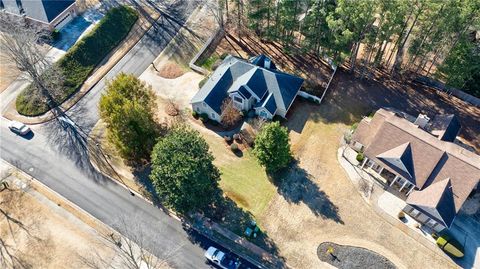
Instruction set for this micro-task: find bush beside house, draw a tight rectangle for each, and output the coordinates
[16,6,138,116]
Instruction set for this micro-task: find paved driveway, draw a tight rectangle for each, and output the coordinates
[450,214,480,269]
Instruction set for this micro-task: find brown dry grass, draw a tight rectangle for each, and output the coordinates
[214,30,480,151]
[157,61,185,79]
[257,99,458,269]
[0,182,114,268]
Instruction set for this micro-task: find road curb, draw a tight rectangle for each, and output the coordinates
[1,159,112,235]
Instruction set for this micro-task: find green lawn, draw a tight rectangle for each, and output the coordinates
[202,133,276,218]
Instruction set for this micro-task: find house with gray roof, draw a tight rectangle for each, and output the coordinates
[191,55,304,123]
[351,108,480,232]
[1,0,77,30]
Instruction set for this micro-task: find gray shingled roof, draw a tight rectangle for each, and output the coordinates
[22,0,75,23]
[191,55,303,116]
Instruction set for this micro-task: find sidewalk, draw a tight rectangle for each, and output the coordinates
[337,146,459,268]
[2,3,162,125]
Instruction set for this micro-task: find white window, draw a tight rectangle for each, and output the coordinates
[203,103,206,107]
[259,110,268,119]
[234,96,243,103]
[196,107,200,112]
[211,113,215,119]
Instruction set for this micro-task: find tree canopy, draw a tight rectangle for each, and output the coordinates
[150,126,221,214]
[252,121,292,174]
[99,73,159,164]
[228,0,480,96]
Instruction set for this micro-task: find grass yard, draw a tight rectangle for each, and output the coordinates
[198,54,220,71]
[16,5,138,116]
[199,131,275,219]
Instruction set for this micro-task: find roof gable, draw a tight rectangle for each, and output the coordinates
[377,142,415,180]
[407,178,456,226]
[22,0,75,23]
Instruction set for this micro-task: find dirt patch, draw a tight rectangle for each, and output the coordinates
[156,61,185,79]
[214,29,333,95]
[210,29,480,151]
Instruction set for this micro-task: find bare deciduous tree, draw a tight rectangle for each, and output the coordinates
[79,216,181,269]
[220,97,242,128]
[0,14,63,108]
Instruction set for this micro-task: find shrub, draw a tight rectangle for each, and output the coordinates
[192,111,199,119]
[220,52,229,60]
[436,234,464,258]
[356,152,364,162]
[397,211,405,219]
[220,98,242,128]
[16,6,138,116]
[51,29,61,41]
[200,113,209,123]
[230,143,238,152]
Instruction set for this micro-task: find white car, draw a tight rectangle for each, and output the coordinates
[8,121,31,135]
[205,246,242,269]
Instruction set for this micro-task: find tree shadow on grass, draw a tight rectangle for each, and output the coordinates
[273,162,344,224]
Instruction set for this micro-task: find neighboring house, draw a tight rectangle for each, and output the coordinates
[191,55,304,122]
[0,0,77,30]
[352,108,480,232]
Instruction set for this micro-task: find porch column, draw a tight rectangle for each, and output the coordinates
[406,185,416,196]
[378,167,384,175]
[369,160,376,168]
[390,175,399,186]
[399,180,409,192]
[361,157,368,168]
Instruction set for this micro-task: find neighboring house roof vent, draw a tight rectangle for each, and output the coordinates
[414,114,430,129]
[377,142,415,179]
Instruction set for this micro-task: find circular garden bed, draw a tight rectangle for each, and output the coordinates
[317,242,396,269]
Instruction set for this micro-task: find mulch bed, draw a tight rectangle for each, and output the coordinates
[317,242,396,269]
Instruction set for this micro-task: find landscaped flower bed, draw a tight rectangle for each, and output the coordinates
[317,242,396,269]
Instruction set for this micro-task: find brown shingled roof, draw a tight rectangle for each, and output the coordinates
[353,108,480,217]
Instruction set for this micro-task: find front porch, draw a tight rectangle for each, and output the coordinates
[360,157,416,199]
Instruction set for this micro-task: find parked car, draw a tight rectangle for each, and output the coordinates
[8,121,31,135]
[205,247,242,269]
[436,233,464,258]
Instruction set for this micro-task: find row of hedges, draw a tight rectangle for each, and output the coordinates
[16,5,138,116]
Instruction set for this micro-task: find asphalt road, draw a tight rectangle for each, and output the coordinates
[0,1,261,268]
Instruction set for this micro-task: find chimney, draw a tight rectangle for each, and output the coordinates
[414,114,430,129]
